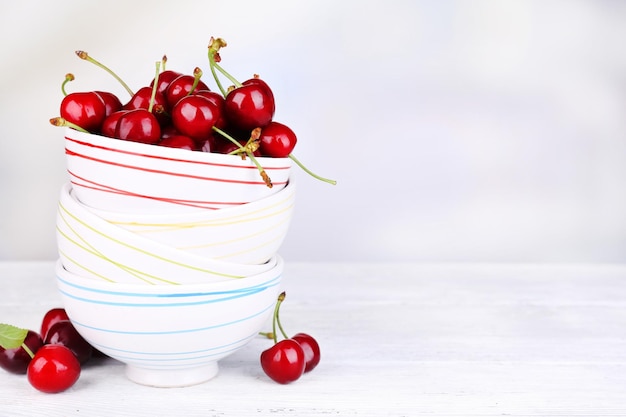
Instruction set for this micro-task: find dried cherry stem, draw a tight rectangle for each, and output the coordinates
[161,55,168,71]
[207,37,242,97]
[61,73,74,96]
[75,50,134,97]
[49,117,89,133]
[148,61,160,113]
[288,154,337,185]
[212,126,273,188]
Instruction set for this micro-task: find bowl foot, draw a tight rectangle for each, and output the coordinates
[125,362,219,387]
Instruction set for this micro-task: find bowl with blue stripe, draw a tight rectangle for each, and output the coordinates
[54,255,284,387]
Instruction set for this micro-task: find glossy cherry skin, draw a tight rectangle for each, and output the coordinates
[171,95,221,142]
[194,90,227,129]
[60,91,106,132]
[95,91,123,117]
[40,308,69,340]
[115,109,162,144]
[260,339,306,384]
[27,345,80,393]
[291,333,320,372]
[123,86,168,112]
[159,134,196,150]
[150,69,183,95]
[100,110,128,138]
[0,330,44,375]
[44,320,93,365]
[165,74,210,109]
[259,121,297,157]
[224,81,275,131]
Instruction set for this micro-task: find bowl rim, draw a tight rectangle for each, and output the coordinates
[64,127,292,170]
[54,255,284,294]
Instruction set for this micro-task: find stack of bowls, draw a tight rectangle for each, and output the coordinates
[54,127,295,387]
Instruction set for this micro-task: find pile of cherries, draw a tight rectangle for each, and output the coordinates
[51,37,335,187]
[0,308,96,393]
[260,292,321,384]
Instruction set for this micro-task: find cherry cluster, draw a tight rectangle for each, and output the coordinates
[260,292,321,384]
[0,308,97,393]
[51,37,336,187]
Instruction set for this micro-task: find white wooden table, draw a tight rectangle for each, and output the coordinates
[1,261,625,416]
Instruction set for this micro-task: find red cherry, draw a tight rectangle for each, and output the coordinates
[100,110,128,138]
[150,69,183,95]
[260,339,306,384]
[44,320,93,365]
[194,90,227,129]
[40,308,69,340]
[165,73,209,109]
[0,330,44,375]
[159,134,196,150]
[59,91,106,132]
[224,82,275,131]
[115,109,161,144]
[291,333,320,372]
[95,91,122,117]
[27,345,80,393]
[259,121,297,158]
[171,95,221,142]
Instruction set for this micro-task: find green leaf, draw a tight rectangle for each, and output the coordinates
[0,323,28,350]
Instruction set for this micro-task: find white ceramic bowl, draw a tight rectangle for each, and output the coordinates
[56,183,277,285]
[85,177,296,265]
[63,127,291,214]
[55,257,283,387]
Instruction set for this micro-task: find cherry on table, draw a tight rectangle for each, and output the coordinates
[44,320,93,365]
[0,330,43,375]
[260,339,306,384]
[40,308,69,341]
[292,333,320,372]
[27,344,80,393]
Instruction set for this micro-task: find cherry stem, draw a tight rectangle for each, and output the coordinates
[270,292,287,344]
[207,37,242,97]
[21,343,35,359]
[288,154,337,185]
[161,55,168,71]
[49,117,89,133]
[75,50,134,97]
[212,126,273,188]
[213,62,242,88]
[148,61,160,113]
[188,67,203,96]
[208,49,227,97]
[61,73,74,96]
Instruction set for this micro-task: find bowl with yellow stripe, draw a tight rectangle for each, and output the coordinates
[56,182,278,285]
[55,256,283,387]
[84,177,296,265]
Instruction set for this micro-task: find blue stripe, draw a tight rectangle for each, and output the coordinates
[56,273,281,298]
[70,301,274,335]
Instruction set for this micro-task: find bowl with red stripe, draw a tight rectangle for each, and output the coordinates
[63,127,291,214]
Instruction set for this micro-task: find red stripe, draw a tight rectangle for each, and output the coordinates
[65,136,291,171]
[65,148,288,186]
[68,170,247,209]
